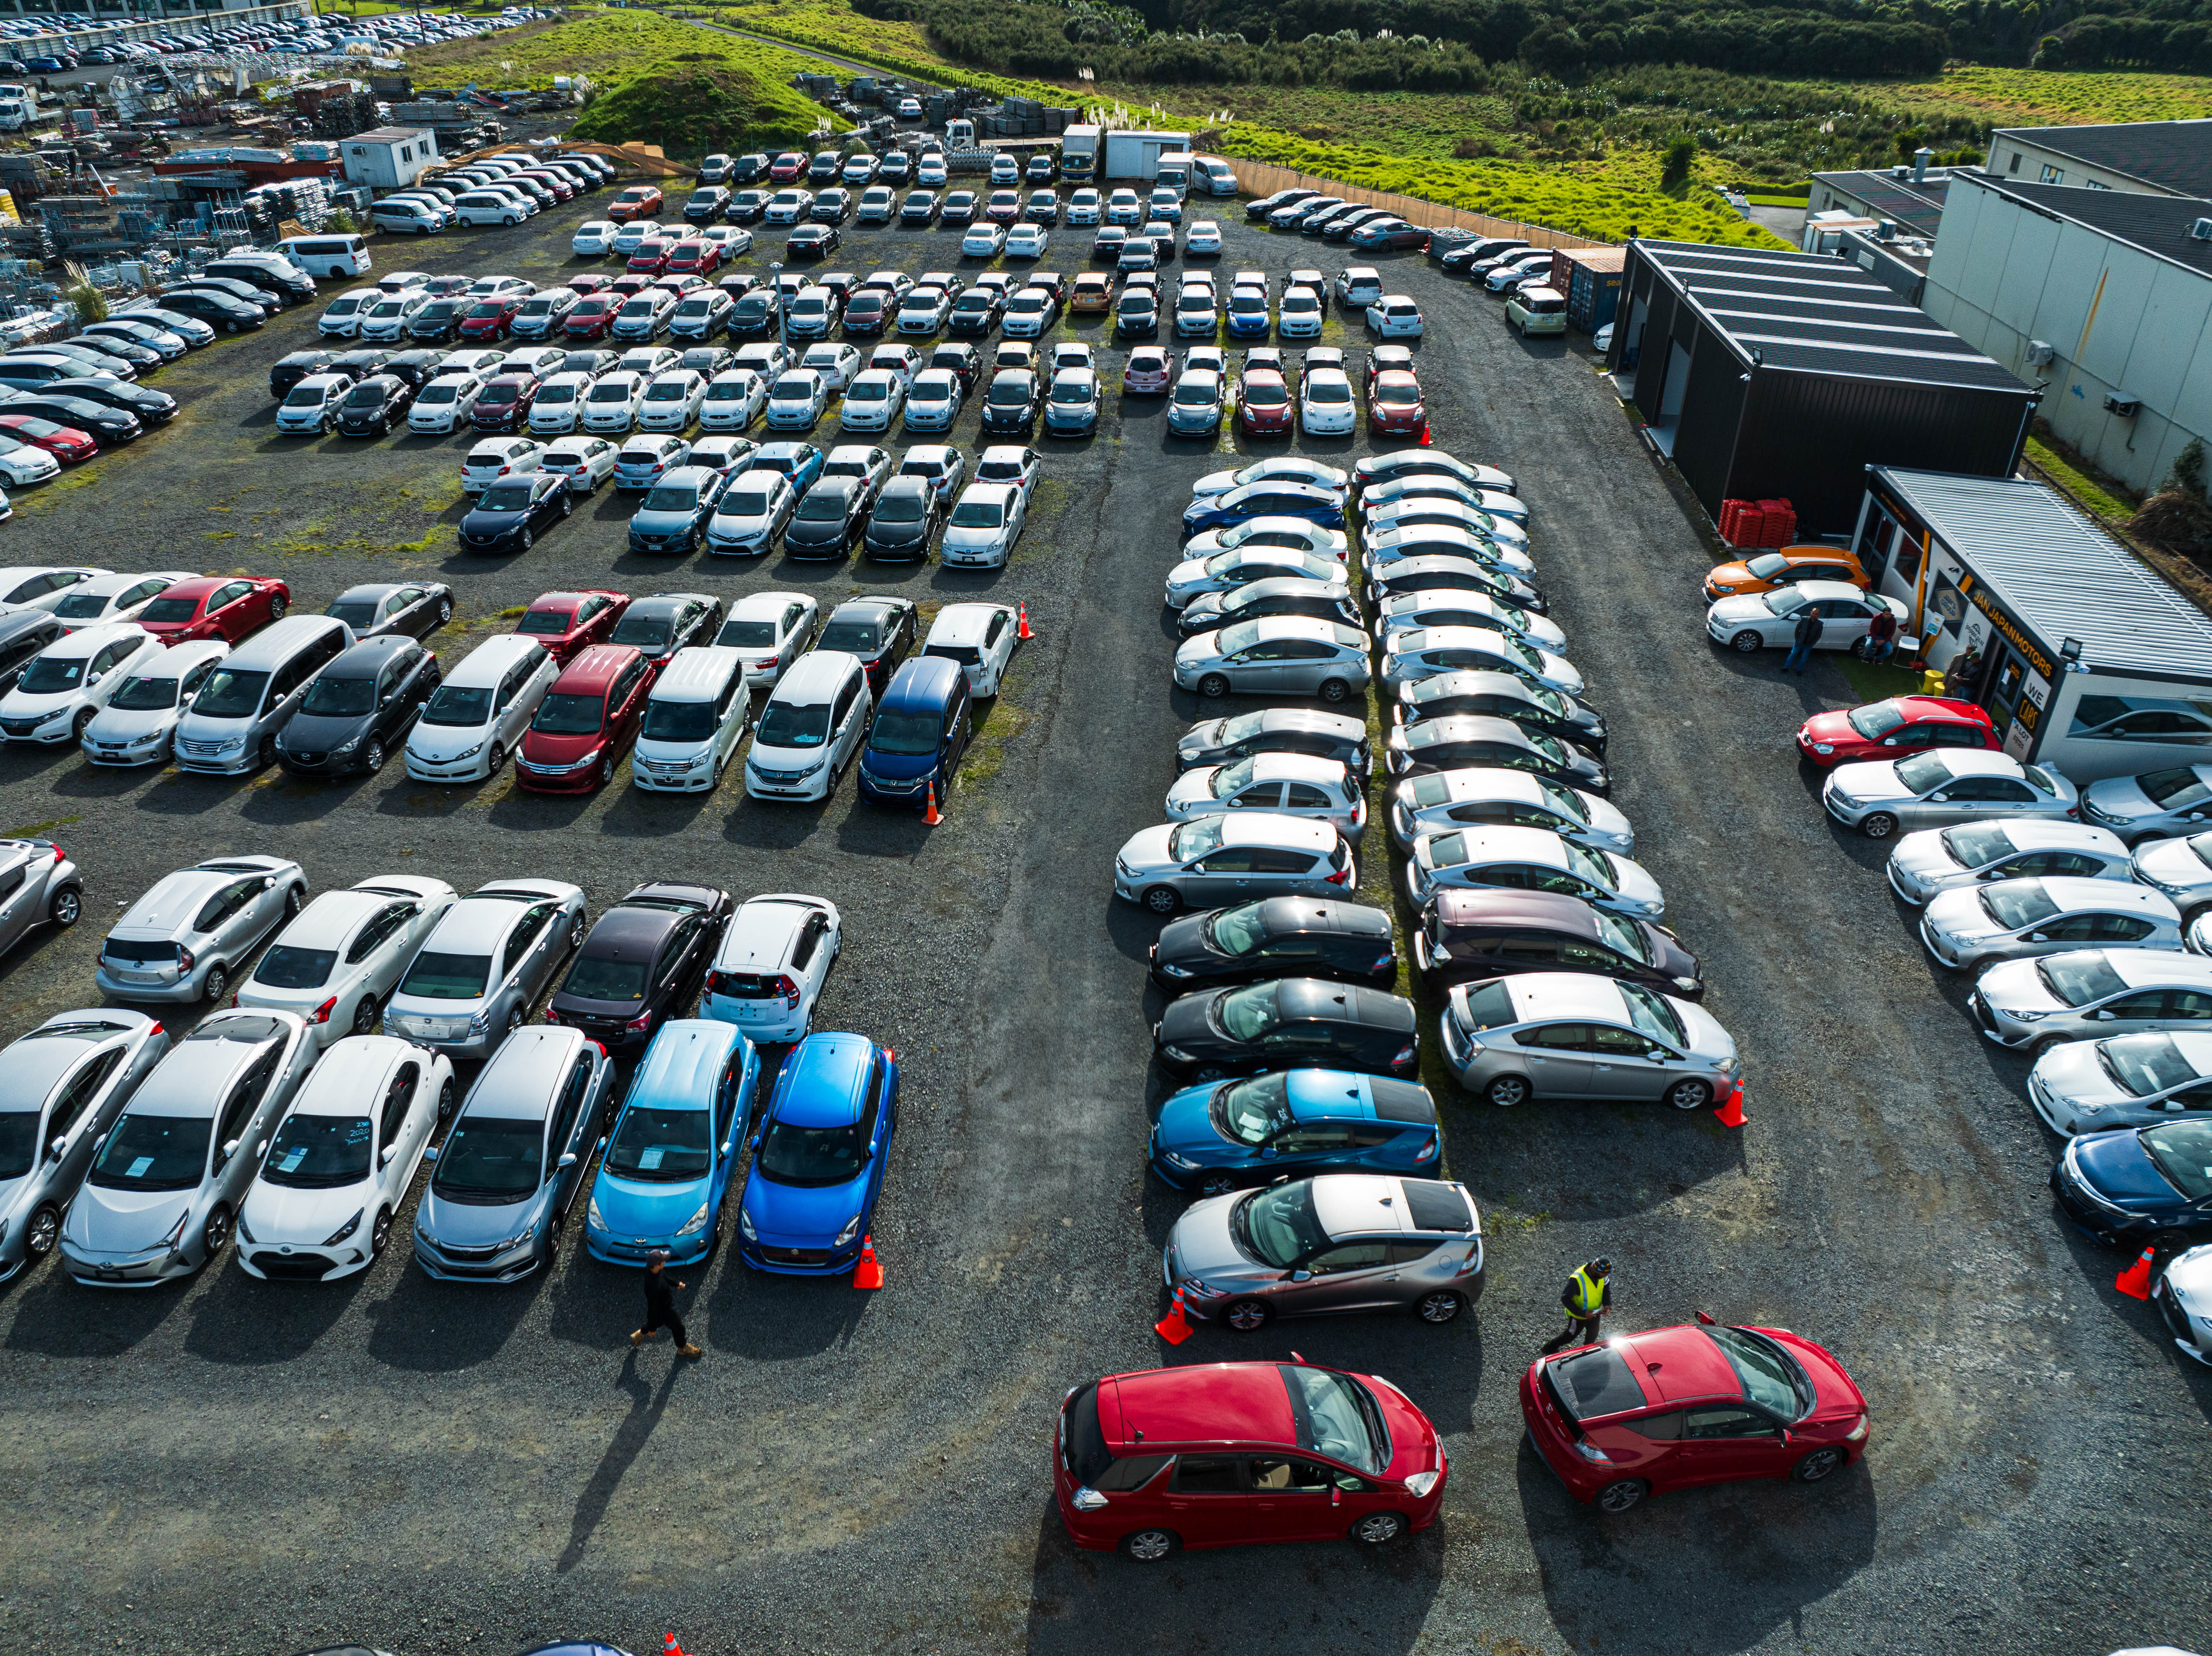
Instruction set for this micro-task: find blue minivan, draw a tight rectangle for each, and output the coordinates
[856,654,970,808]
[584,1019,760,1267]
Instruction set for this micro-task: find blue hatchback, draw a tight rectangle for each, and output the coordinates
[738,1031,897,1274]
[857,655,970,808]
[749,439,824,494]
[1150,1068,1441,1198]
[2052,1117,2212,1248]
[1180,480,1346,539]
[585,1019,760,1266]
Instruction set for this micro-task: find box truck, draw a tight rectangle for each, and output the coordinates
[1059,123,1099,182]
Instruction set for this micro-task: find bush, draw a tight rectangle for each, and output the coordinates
[68,284,105,325]
[1659,133,1695,190]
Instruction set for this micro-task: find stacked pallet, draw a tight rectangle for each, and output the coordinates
[1719,497,1798,548]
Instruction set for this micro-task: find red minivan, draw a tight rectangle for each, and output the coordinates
[514,589,629,664]
[138,575,290,645]
[1055,1360,1446,1561]
[516,644,651,793]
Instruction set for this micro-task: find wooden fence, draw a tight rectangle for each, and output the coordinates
[1216,156,1611,250]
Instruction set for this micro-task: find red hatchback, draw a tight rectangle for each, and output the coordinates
[1520,1320,1869,1514]
[1795,695,1998,768]
[563,297,620,341]
[0,412,94,461]
[1368,369,1426,435]
[608,184,663,222]
[467,373,539,434]
[138,575,290,645]
[458,295,526,342]
[567,273,615,297]
[627,239,673,275]
[1055,1360,1447,1560]
[514,589,629,664]
[517,644,652,793]
[665,239,721,276]
[768,151,806,183]
[1236,366,1293,437]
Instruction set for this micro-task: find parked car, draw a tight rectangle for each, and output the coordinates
[1113,813,1356,917]
[2083,764,2212,844]
[2050,1117,2212,1248]
[381,879,587,1061]
[1919,876,2182,974]
[404,634,559,784]
[1795,695,1998,768]
[1885,819,2133,905]
[517,645,652,793]
[271,635,439,777]
[1707,583,1909,656]
[1147,894,1396,995]
[546,883,730,1051]
[1440,971,1736,1110]
[1821,750,2081,840]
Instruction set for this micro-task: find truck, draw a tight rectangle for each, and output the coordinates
[1102,128,1191,182]
[1059,122,1099,182]
[0,98,29,133]
[1153,150,1192,196]
[946,116,976,149]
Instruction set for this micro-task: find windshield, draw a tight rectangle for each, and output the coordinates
[398,950,490,1001]
[1617,981,1685,1044]
[820,619,882,651]
[260,1114,372,1187]
[796,490,850,522]
[1847,699,1907,739]
[431,1115,541,1201]
[1703,1325,1811,1419]
[949,498,1004,529]
[1308,380,1350,402]
[1208,757,1259,799]
[1595,910,1651,963]
[1211,1072,1289,1146]
[1979,880,2058,930]
[1214,980,1282,1042]
[2141,767,2212,810]
[989,379,1030,406]
[516,609,574,636]
[478,482,536,512]
[1051,380,1092,404]
[253,943,334,988]
[421,683,493,727]
[1563,842,1612,887]
[1174,381,1216,405]
[300,675,375,718]
[107,672,180,711]
[1200,901,1270,957]
[2101,1033,2199,1096]
[18,655,87,693]
[536,380,578,402]
[2036,952,2126,1007]
[772,376,814,399]
[756,700,831,748]
[87,1110,211,1191]
[1939,824,2017,868]
[564,953,648,1001]
[1236,1180,1324,1268]
[587,381,633,404]
[644,381,689,402]
[1169,817,1227,862]
[640,696,717,744]
[532,692,605,736]
[1376,381,1420,405]
[1281,1364,1386,1475]
[2143,1120,2212,1198]
[863,705,940,755]
[283,385,328,407]
[1894,753,1954,794]
[759,1108,871,1185]
[190,667,269,720]
[605,1104,711,1181]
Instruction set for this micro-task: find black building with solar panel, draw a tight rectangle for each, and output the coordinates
[1606,240,2042,537]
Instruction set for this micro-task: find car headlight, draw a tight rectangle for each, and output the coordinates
[835,1214,862,1247]
[216,735,247,753]
[1158,962,1191,979]
[2002,1007,2051,1022]
[796,757,827,777]
[675,1202,710,1237]
[1845,1414,1870,1442]
[1403,1469,1441,1498]
[1714,1056,1738,1075]
[1160,1044,1192,1062]
[452,739,486,760]
[1812,742,1834,754]
[323,1209,363,1246]
[587,1195,606,1231]
[1671,976,1700,992]
[234,1213,252,1245]
[739,1206,757,1241]
[1160,1149,1197,1170]
[336,736,360,754]
[1070,1486,1109,1511]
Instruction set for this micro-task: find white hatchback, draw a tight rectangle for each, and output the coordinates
[409,371,485,434]
[572,219,618,255]
[700,893,841,1042]
[699,368,765,431]
[461,436,543,494]
[922,602,1020,696]
[0,622,163,746]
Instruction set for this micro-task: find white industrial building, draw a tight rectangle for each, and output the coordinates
[340,126,437,190]
[1984,119,2212,196]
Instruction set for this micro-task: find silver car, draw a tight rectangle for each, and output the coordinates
[57,1009,318,1285]
[704,468,797,556]
[1919,877,2183,974]
[1439,971,1738,1110]
[1163,1173,1484,1331]
[1886,819,2134,906]
[235,875,459,1048]
[1822,750,2080,841]
[1406,824,1663,917]
[96,854,309,1006]
[2030,1030,2212,1138]
[1113,813,1356,916]
[0,834,83,956]
[1388,768,1632,856]
[1977,947,2212,1057]
[2155,1241,2212,1364]
[1164,546,1348,610]
[1374,588,1568,652]
[1165,753,1367,838]
[414,1024,613,1283]
[381,880,587,1061]
[1174,617,1371,705]
[2132,830,2212,914]
[80,639,229,767]
[1380,627,1583,699]
[2082,764,2212,845]
[1362,525,1536,582]
[0,1008,170,1278]
[404,634,559,784]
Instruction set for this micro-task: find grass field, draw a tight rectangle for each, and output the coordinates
[1861,65,2212,128]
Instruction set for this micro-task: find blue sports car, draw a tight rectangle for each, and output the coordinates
[2050,1117,2212,1249]
[585,1019,761,1266]
[738,1030,897,1275]
[748,439,824,495]
[1150,1068,1442,1198]
[1181,480,1347,539]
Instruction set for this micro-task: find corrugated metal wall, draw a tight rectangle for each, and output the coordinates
[1672,341,1748,512]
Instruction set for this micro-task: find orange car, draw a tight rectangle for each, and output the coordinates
[1069,272,1113,313]
[1702,545,1871,601]
[607,184,664,222]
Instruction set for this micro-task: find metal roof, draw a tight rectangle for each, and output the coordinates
[1996,118,2212,196]
[1966,175,2212,281]
[1873,467,2212,678]
[1634,241,2029,393]
[1811,167,1960,237]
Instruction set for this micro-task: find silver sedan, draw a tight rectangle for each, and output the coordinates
[1977,947,2212,1057]
[2155,1242,2212,1365]
[1885,819,2133,905]
[1919,877,2182,973]
[1823,750,2080,841]
[1166,752,1366,838]
[1406,824,1663,916]
[1374,588,1567,652]
[2029,1028,2212,1137]
[1113,813,1355,916]
[1165,546,1347,610]
[1179,516,1350,562]
[2082,764,2212,844]
[2132,830,2212,914]
[1380,626,1583,699]
[1174,617,1371,704]
[1388,767,1633,856]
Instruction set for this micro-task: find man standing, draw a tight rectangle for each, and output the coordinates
[1782,606,1824,675]
[1539,1257,1612,1354]
[631,1250,703,1359]
[1864,604,1899,665]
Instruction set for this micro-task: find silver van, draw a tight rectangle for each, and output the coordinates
[633,645,748,793]
[744,650,872,803]
[172,614,352,774]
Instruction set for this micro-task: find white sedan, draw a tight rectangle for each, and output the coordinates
[1186,218,1223,255]
[962,222,1009,258]
[1164,546,1349,609]
[699,892,841,1043]
[1165,752,1367,838]
[1004,222,1049,258]
[236,874,459,1047]
[1705,581,1910,655]
[1366,295,1425,337]
[571,219,618,255]
[1066,189,1102,224]
[610,219,665,255]
[50,570,193,632]
[0,433,60,487]
[1192,457,1349,498]
[0,622,163,746]
[1179,516,1349,562]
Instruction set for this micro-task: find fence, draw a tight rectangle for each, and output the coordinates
[1215,156,1611,251]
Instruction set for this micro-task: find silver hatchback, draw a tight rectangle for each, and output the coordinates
[382,880,587,1061]
[1114,813,1355,916]
[1439,971,1738,1110]
[1823,750,2079,841]
[1173,616,1371,705]
[1886,818,2132,906]
[1163,1173,1483,1330]
[1919,876,2183,973]
[2028,1028,2212,1136]
[1975,947,2212,1056]
[95,854,309,1006]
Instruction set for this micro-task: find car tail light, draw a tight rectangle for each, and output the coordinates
[1392,1043,1416,1068]
[1325,866,1350,886]
[751,658,777,670]
[310,995,337,1025]
[626,1010,654,1033]
[1416,1136,1437,1160]
[1372,954,1395,972]
[177,948,194,974]
[775,974,801,1006]
[148,1022,163,1038]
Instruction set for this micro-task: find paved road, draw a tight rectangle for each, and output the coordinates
[0,192,2204,1656]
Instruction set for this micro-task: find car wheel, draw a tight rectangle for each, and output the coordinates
[1196,672,1230,699]
[283,884,303,923]
[1415,1289,1465,1324]
[201,1205,232,1261]
[363,739,386,774]
[1665,1077,1713,1112]
[1216,1295,1272,1331]
[560,493,573,518]
[520,526,533,550]
[504,1006,524,1044]
[1351,1512,1406,1546]
[1142,885,1181,916]
[1793,1447,1845,1484]
[1119,1527,1179,1563]
[71,706,94,742]
[269,594,288,620]
[598,752,616,787]
[436,1077,456,1122]
[1596,1478,1648,1514]
[1859,812,1899,841]
[504,215,518,227]
[1317,677,1351,704]
[486,742,507,777]
[351,993,379,1035]
[1485,1073,1531,1108]
[369,1206,392,1257]
[224,320,240,334]
[25,1203,60,1259]
[569,914,587,952]
[200,962,228,1005]
[1729,630,1765,654]
[48,886,79,927]
[1196,1171,1239,1199]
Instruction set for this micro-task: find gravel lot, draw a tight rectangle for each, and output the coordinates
[0,185,2206,1656]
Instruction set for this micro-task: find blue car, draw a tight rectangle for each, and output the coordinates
[584,1019,761,1266]
[2050,1117,2212,1249]
[738,1030,897,1274]
[749,439,823,495]
[1180,480,1347,540]
[857,655,971,808]
[1150,1068,1442,1198]
[1225,287,1272,338]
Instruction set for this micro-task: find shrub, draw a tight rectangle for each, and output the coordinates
[68,284,105,325]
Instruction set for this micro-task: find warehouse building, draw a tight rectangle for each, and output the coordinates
[1606,240,2040,536]
[1850,467,2212,777]
[1806,154,1961,237]
[1984,119,2212,197]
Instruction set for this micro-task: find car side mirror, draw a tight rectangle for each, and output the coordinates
[88,672,103,685]
[221,1137,240,1159]
[378,1144,396,1166]
[1289,1269,1312,1283]
[1930,792,1950,802]
[2094,1010,2115,1020]
[423,1145,439,1161]
[1259,1146,1276,1158]
[2027,932,2047,943]
[557,1151,578,1168]
[47,1135,64,1160]
[254,1139,267,1156]
[749,1133,762,1150]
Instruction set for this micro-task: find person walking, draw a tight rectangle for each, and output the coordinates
[1782,607,1824,675]
[1863,604,1899,665]
[631,1250,702,1358]
[1539,1257,1612,1355]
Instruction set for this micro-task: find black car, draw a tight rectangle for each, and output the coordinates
[817,596,916,693]
[0,609,63,696]
[715,272,761,302]
[1176,708,1372,775]
[1366,555,1548,615]
[1246,187,1318,222]
[979,369,1038,434]
[334,374,414,437]
[783,475,867,557]
[1411,886,1702,1000]
[324,581,455,641]
[787,224,840,259]
[140,287,263,333]
[171,276,282,316]
[1152,977,1420,1081]
[1149,897,1398,994]
[1321,207,1388,243]
[2050,1119,2212,1248]
[1388,714,1610,795]
[273,635,440,777]
[900,191,940,225]
[685,185,730,223]
[810,188,853,224]
[727,290,780,338]
[546,880,733,1050]
[4,395,140,445]
[940,191,978,226]
[725,189,772,224]
[329,347,394,381]
[608,592,722,669]
[1178,578,1362,639]
[878,153,912,185]
[380,348,449,389]
[457,470,574,553]
[1396,671,1607,755]
[43,338,148,377]
[945,288,1002,336]
[1091,227,1128,264]
[730,155,769,185]
[861,475,942,561]
[408,298,469,342]
[928,340,983,394]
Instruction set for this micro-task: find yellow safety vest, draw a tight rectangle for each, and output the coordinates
[1568,1268,1605,1317]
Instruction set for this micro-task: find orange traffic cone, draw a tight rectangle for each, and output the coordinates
[853,1234,884,1291]
[1017,601,1033,641]
[1154,1288,1193,1345]
[923,779,941,825]
[665,1636,689,1656]
[2115,1244,2157,1300]
[1712,1083,1747,1129]
[1418,421,1433,447]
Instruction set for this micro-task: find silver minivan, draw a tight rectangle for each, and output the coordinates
[633,645,748,793]
[404,634,559,783]
[172,615,352,774]
[744,650,872,803]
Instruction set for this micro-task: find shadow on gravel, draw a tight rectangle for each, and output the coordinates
[183,1255,370,1364]
[556,1346,683,1574]
[1518,1437,1877,1652]
[362,1264,544,1372]
[706,1265,867,1359]
[2,1258,185,1354]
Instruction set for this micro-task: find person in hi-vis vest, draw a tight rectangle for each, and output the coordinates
[1540,1257,1612,1354]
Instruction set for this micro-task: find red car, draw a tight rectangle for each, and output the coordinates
[515,168,575,203]
[563,297,620,341]
[516,643,651,793]
[457,295,526,343]
[984,189,1023,225]
[1364,344,1415,397]
[1054,1360,1446,1560]
[1795,695,1999,768]
[607,184,663,222]
[1123,346,1172,396]
[467,374,540,434]
[0,412,94,461]
[768,151,806,183]
[665,239,721,276]
[1236,366,1293,437]
[1519,1319,1869,1514]
[626,239,673,275]
[567,273,615,297]
[138,575,290,645]
[514,589,629,664]
[608,273,656,301]
[1368,369,1426,435]
[420,274,475,299]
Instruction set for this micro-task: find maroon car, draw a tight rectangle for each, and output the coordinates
[467,373,540,433]
[514,588,630,664]
[516,644,650,794]
[563,296,620,341]
[457,294,526,343]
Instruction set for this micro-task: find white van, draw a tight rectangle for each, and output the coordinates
[631,645,747,793]
[404,633,559,784]
[745,650,871,803]
[275,233,372,278]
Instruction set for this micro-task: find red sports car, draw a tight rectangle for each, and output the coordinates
[665,240,721,276]
[1520,1319,1869,1514]
[138,574,290,645]
[456,295,526,343]
[1795,695,1998,768]
[607,184,663,222]
[1367,369,1426,435]
[513,588,630,664]
[1235,366,1293,437]
[0,413,94,461]
[562,297,620,341]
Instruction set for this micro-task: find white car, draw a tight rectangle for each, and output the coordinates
[704,468,797,556]
[1105,188,1144,224]
[701,224,753,255]
[689,434,758,475]
[1066,189,1102,224]
[408,372,485,434]
[717,590,817,686]
[631,644,749,792]
[1366,295,1425,337]
[236,1035,455,1281]
[1005,222,1050,258]
[2135,830,2212,912]
[1886,819,2135,906]
[404,633,560,783]
[839,369,905,433]
[80,639,228,767]
[1186,218,1222,255]
[580,370,647,433]
[538,433,621,494]
[1706,582,1910,655]
[436,348,511,381]
[0,622,163,746]
[461,436,543,494]
[1192,456,1349,497]
[694,368,761,432]
[0,433,59,487]
[317,289,374,338]
[799,341,863,393]
[1373,588,1569,652]
[940,482,1025,569]
[700,893,841,1043]
[1387,766,1633,857]
[1166,752,1367,839]
[572,219,618,255]
[1406,824,1664,914]
[963,222,1009,258]
[610,219,665,255]
[975,443,1041,504]
[765,368,829,431]
[745,649,873,803]
[1300,366,1357,435]
[1165,546,1348,609]
[356,289,429,343]
[0,566,108,612]
[868,342,923,389]
[899,444,968,504]
[275,373,352,435]
[50,570,193,633]
[523,370,596,435]
[917,155,948,187]
[923,601,1020,696]
[1179,517,1350,562]
[236,875,459,1047]
[637,368,708,432]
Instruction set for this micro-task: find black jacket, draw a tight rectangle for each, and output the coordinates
[1792,612,1824,648]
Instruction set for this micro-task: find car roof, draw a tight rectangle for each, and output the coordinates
[1604,1325,1743,1409]
[1249,895,1392,939]
[2110,950,2212,987]
[730,590,805,619]
[2029,877,2176,914]
[882,653,964,711]
[46,620,148,655]
[1503,972,1630,1022]
[554,644,638,690]
[1423,825,1567,869]
[1218,814,1338,851]
[1311,1172,1471,1238]
[1103,1363,1296,1453]
[1239,752,1350,786]
[282,887,392,950]
[1920,750,2027,777]
[449,633,545,685]
[1432,884,1615,937]
[326,634,415,676]
[118,1015,281,1115]
[651,645,741,700]
[721,894,821,967]
[930,602,1012,645]
[1981,820,2118,849]
[291,1034,415,1115]
[774,1030,875,1126]
[581,901,683,960]
[774,650,860,704]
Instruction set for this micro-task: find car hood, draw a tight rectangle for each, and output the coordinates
[869,516,930,542]
[1166,1190,1253,1279]
[1165,558,1213,591]
[2164,1242,2212,1311]
[2136,838,2211,884]
[461,507,532,533]
[630,508,700,534]
[1922,886,2007,939]
[86,706,176,741]
[741,1166,863,1243]
[2085,777,2157,818]
[594,1168,713,1236]
[1152,1082,1231,1158]
[942,523,1007,549]
[1117,823,1179,873]
[1608,858,1665,909]
[1827,760,1914,803]
[1158,990,1227,1047]
[1174,635,1226,669]
[1888,831,1964,879]
[69,1180,195,1255]
[2032,1039,2125,1107]
[1706,595,1779,626]
[281,711,373,749]
[241,1176,373,1242]
[1972,956,2063,1013]
[1798,709,1864,746]
[2071,1130,2187,1209]
[1164,771,1221,812]
[0,687,82,718]
[1675,997,1738,1065]
[419,1183,545,1245]
[409,720,494,759]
